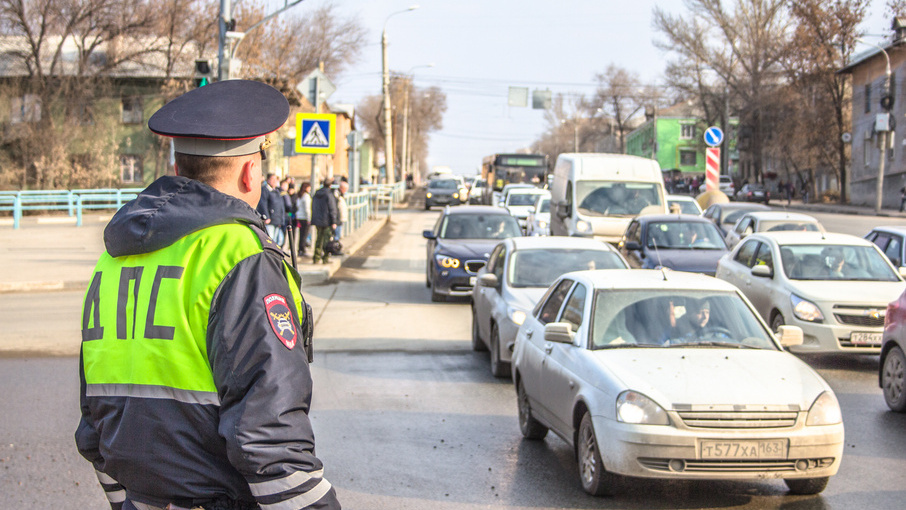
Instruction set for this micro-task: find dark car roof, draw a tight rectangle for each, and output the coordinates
[634,214,713,224]
[443,205,510,215]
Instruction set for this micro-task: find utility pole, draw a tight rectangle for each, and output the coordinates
[218,0,230,81]
[310,74,320,192]
[381,5,419,185]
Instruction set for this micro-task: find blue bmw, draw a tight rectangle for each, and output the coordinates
[424,206,523,302]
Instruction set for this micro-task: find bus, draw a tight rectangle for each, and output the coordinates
[480,153,548,204]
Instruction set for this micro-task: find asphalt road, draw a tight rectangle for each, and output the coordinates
[3,204,906,509]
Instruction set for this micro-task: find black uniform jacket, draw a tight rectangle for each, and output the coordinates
[310,186,338,228]
[75,176,340,510]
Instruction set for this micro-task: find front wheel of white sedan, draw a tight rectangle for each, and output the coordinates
[577,412,617,497]
[784,477,829,495]
[882,345,906,412]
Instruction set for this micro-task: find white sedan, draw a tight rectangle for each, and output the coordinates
[724,211,824,250]
[512,270,843,496]
[716,232,906,354]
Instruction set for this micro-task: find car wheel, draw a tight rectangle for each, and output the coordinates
[784,477,829,495]
[577,412,617,497]
[771,312,785,333]
[517,379,547,440]
[471,307,487,352]
[882,346,906,412]
[426,264,431,288]
[430,278,445,302]
[490,324,510,378]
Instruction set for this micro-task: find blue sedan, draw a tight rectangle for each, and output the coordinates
[424,206,523,302]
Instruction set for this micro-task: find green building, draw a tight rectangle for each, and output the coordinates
[625,101,738,179]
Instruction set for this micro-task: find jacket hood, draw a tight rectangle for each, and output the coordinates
[104,176,265,257]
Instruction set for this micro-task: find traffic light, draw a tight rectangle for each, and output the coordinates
[194,59,213,87]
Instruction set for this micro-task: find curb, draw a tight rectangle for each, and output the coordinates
[298,216,389,286]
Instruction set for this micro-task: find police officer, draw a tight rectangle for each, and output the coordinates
[75,80,341,510]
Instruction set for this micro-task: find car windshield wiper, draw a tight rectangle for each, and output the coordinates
[667,341,759,349]
[596,343,661,350]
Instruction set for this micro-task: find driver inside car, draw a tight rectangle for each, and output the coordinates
[662,298,713,343]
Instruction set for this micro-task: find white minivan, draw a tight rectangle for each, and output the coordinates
[549,153,667,243]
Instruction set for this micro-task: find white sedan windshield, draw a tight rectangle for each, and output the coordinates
[508,249,626,288]
[591,290,776,350]
[779,244,899,281]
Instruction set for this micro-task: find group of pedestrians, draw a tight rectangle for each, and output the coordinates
[256,173,349,264]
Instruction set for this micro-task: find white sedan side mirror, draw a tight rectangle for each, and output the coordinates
[544,322,575,344]
[777,325,804,348]
[898,266,906,279]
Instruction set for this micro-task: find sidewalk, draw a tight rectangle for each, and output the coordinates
[0,213,389,293]
[780,198,906,218]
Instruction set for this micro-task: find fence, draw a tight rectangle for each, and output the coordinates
[0,188,143,229]
[0,182,406,231]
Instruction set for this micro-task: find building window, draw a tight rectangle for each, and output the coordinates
[680,123,696,139]
[10,94,42,123]
[865,83,871,114]
[122,96,143,124]
[679,149,697,166]
[121,155,143,183]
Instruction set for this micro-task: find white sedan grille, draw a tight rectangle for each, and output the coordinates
[675,405,799,429]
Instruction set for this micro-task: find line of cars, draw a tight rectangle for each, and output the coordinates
[421,160,906,498]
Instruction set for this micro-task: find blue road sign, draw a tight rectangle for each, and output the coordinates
[704,126,724,147]
[295,113,336,154]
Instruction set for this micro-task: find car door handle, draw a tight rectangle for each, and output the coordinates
[526,329,533,338]
[569,380,575,389]
[544,343,553,354]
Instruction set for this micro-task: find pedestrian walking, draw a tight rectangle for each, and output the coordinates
[335,180,349,241]
[257,173,285,246]
[75,80,340,510]
[786,181,793,206]
[311,177,338,264]
[282,180,297,249]
[296,182,312,256]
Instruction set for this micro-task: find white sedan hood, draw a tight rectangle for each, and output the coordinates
[593,349,828,410]
[789,280,906,306]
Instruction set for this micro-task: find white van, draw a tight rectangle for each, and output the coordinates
[549,153,667,243]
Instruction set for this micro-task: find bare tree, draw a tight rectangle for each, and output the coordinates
[783,0,868,203]
[234,3,367,88]
[653,0,792,183]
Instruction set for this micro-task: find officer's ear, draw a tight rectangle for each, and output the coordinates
[238,157,259,193]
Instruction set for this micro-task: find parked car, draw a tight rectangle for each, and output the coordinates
[423,206,523,301]
[715,232,906,354]
[667,194,703,215]
[702,202,771,236]
[881,287,906,412]
[525,195,551,236]
[696,175,736,197]
[724,211,824,250]
[736,183,770,203]
[512,269,843,496]
[865,226,906,269]
[618,214,729,276]
[505,189,550,230]
[425,178,466,210]
[471,237,628,377]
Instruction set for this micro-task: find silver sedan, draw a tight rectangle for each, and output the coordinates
[512,269,843,496]
[471,237,628,377]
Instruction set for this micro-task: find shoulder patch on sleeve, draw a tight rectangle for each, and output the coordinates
[264,294,297,349]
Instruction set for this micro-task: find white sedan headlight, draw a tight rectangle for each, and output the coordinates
[508,308,526,326]
[576,220,593,234]
[616,390,670,425]
[791,294,824,322]
[806,391,842,426]
[538,220,547,229]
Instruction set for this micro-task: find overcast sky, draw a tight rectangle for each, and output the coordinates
[289,0,893,176]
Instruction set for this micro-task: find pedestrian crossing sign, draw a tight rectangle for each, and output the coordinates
[295,113,337,154]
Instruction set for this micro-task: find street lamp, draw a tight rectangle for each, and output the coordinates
[401,63,434,185]
[856,38,893,213]
[381,4,419,185]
